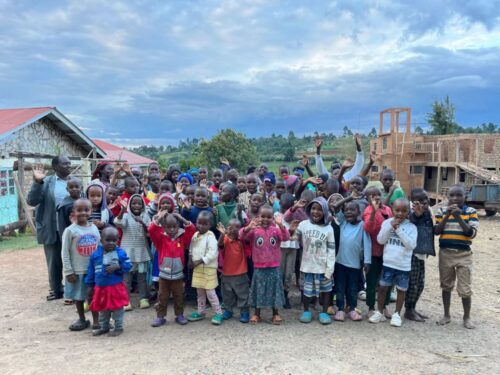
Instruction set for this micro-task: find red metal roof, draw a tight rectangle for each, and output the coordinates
[0,107,54,135]
[93,139,156,166]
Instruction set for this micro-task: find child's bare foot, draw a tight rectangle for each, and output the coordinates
[437,316,451,325]
[404,309,425,322]
[463,318,475,329]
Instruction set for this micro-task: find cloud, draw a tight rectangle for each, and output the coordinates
[0,0,499,145]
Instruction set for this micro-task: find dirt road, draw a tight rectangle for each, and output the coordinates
[1,216,499,374]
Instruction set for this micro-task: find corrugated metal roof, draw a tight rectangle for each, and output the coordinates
[0,107,53,135]
[93,139,156,166]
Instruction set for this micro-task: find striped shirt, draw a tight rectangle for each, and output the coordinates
[435,205,478,251]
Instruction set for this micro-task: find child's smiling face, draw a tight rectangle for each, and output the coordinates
[246,175,258,194]
[349,176,364,193]
[194,188,209,207]
[448,186,466,207]
[309,202,324,224]
[250,194,264,212]
[149,174,161,191]
[275,181,286,197]
[392,200,409,221]
[66,180,82,200]
[259,206,274,228]
[186,186,196,201]
[237,177,247,193]
[106,187,119,204]
[212,171,223,186]
[130,196,144,215]
[196,216,211,234]
[199,168,208,181]
[220,184,234,203]
[101,228,119,252]
[344,202,360,223]
[159,198,174,213]
[74,199,91,225]
[380,171,395,190]
[227,219,241,239]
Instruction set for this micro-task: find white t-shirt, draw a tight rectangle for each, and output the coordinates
[296,220,335,276]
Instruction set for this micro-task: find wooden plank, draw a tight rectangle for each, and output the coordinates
[12,173,37,234]
[0,220,28,234]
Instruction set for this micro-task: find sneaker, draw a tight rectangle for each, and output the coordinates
[391,312,402,327]
[222,310,233,320]
[334,310,345,322]
[299,311,313,323]
[175,315,188,325]
[368,310,384,324]
[124,303,132,312]
[319,312,332,325]
[187,312,206,322]
[212,313,223,325]
[390,290,397,302]
[240,311,250,323]
[348,310,363,321]
[151,317,167,327]
[358,291,366,301]
[139,299,150,309]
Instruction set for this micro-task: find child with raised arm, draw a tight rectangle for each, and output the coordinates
[149,211,195,327]
[404,188,435,322]
[435,184,478,329]
[380,169,405,206]
[57,177,83,237]
[187,211,223,325]
[61,198,100,331]
[86,227,131,336]
[114,194,151,310]
[217,219,250,323]
[296,197,335,325]
[369,198,417,327]
[241,205,290,325]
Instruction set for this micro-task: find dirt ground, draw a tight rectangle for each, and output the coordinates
[1,215,499,375]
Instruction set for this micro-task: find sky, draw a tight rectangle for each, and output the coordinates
[0,0,499,146]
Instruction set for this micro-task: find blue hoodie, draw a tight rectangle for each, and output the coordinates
[85,245,132,287]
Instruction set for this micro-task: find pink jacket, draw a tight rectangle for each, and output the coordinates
[239,225,290,268]
[362,205,393,257]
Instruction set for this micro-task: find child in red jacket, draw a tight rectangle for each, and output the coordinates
[362,186,393,317]
[149,210,195,327]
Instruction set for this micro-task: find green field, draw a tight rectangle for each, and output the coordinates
[0,233,39,252]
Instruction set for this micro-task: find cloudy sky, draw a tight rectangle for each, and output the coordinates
[0,0,499,146]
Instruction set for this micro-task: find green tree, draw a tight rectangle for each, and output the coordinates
[283,142,295,162]
[427,96,458,135]
[414,126,424,135]
[368,127,377,138]
[343,126,353,137]
[198,129,258,171]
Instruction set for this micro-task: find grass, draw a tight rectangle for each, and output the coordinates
[0,233,39,252]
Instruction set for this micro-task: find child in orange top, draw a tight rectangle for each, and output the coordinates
[217,219,250,323]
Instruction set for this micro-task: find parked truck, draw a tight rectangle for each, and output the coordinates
[467,184,500,216]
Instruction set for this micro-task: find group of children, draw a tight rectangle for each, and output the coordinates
[54,137,479,337]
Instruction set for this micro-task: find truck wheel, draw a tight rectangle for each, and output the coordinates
[485,209,497,217]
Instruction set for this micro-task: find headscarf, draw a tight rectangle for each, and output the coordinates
[91,161,112,181]
[305,196,331,225]
[293,166,305,176]
[263,172,276,185]
[177,172,194,185]
[158,193,175,212]
[188,167,200,175]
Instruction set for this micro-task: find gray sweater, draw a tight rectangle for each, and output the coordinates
[61,223,100,276]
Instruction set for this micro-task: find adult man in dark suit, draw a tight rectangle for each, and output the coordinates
[27,155,71,300]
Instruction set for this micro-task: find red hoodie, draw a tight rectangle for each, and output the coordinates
[362,205,393,257]
[149,222,196,267]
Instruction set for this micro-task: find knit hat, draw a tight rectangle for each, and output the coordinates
[177,173,194,185]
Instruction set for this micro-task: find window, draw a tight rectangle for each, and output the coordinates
[410,165,423,174]
[371,166,379,172]
[382,165,388,170]
[382,137,387,149]
[484,139,494,154]
[427,167,433,179]
[373,143,377,151]
[442,167,448,181]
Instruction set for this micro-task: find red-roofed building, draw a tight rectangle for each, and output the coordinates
[0,107,106,227]
[93,139,156,168]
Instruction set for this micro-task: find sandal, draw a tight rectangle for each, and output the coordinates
[46,292,63,301]
[249,315,261,324]
[69,319,90,331]
[272,314,283,325]
[64,299,73,306]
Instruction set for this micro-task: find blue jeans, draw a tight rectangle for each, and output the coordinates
[379,266,410,291]
[334,263,359,310]
[99,308,124,330]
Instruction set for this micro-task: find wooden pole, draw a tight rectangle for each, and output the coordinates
[13,173,36,234]
[0,220,28,234]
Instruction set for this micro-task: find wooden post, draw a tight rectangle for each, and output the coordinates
[17,157,26,233]
[436,142,442,200]
[13,173,36,234]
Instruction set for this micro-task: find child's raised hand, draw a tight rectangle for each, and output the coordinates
[412,201,425,217]
[296,199,307,209]
[371,199,380,211]
[93,220,105,229]
[122,163,132,176]
[183,197,192,210]
[314,136,323,149]
[354,133,362,149]
[351,190,361,199]
[237,203,245,214]
[220,157,230,166]
[216,223,226,235]
[212,206,218,217]
[119,199,128,212]
[274,214,283,227]
[175,182,183,194]
[370,150,376,164]
[301,154,309,167]
[342,158,354,169]
[248,218,260,229]
[199,179,208,188]
[268,195,276,206]
[289,219,300,232]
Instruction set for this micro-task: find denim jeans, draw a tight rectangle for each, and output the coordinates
[334,263,359,310]
[99,308,124,330]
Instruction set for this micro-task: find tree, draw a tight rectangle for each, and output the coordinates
[343,126,353,137]
[368,127,377,138]
[480,122,498,133]
[414,126,424,135]
[427,96,458,135]
[283,142,295,162]
[198,129,258,172]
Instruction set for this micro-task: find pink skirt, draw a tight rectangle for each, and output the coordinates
[90,283,129,312]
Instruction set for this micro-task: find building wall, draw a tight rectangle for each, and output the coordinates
[0,118,88,158]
